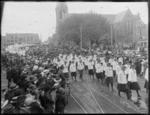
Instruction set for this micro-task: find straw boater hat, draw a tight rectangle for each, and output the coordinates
[32,65,38,71]
[9,82,18,90]
[53,76,62,83]
[24,96,35,106]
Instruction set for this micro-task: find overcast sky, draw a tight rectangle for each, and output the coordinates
[1,2,148,42]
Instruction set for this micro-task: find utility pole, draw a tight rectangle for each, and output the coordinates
[80,24,83,49]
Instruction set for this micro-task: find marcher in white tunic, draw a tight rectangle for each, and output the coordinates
[112,59,117,80]
[62,61,69,79]
[117,66,131,99]
[95,60,104,84]
[69,60,77,81]
[84,57,88,71]
[128,65,141,98]
[88,59,95,80]
[105,63,114,91]
[77,59,84,80]
[115,62,122,82]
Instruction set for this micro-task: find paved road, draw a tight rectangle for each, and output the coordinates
[65,71,148,113]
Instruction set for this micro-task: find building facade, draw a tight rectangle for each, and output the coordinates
[55,2,148,48]
[2,33,41,48]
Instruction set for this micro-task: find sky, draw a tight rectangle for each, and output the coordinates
[1,2,148,42]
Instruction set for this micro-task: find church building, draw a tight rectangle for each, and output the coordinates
[55,2,148,48]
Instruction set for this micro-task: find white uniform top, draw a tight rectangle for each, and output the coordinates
[118,70,127,84]
[63,62,69,73]
[128,69,137,82]
[118,57,123,64]
[35,60,39,64]
[141,64,144,74]
[93,55,97,61]
[70,62,77,72]
[53,58,57,64]
[33,65,38,71]
[112,61,117,71]
[88,56,92,61]
[144,67,149,81]
[77,61,84,70]
[84,58,88,66]
[57,60,64,67]
[95,63,103,73]
[124,64,130,76]
[109,58,113,65]
[88,61,94,70]
[105,67,113,77]
[116,64,121,76]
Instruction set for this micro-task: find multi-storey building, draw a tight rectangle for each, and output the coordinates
[2,33,41,48]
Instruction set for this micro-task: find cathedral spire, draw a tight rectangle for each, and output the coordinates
[55,2,68,34]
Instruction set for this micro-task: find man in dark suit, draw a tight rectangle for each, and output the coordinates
[6,67,12,88]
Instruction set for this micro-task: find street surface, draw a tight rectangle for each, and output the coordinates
[65,71,148,113]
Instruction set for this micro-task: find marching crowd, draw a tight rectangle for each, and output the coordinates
[1,45,149,114]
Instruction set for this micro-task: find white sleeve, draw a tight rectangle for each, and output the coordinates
[118,72,121,83]
[145,68,148,81]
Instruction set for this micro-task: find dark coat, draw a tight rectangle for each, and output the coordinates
[55,93,66,109]
[6,68,12,81]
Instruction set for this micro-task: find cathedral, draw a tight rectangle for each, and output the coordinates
[55,2,148,48]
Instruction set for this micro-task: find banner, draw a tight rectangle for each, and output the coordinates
[5,44,30,56]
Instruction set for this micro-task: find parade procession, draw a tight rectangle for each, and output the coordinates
[1,2,148,114]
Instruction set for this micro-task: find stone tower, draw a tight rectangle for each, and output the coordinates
[55,2,68,33]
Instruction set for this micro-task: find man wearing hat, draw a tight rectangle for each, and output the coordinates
[117,65,131,99]
[55,87,66,114]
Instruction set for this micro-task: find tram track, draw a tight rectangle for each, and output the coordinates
[86,76,105,113]
[90,78,142,113]
[86,75,128,113]
[70,93,88,114]
[84,73,142,113]
[68,72,143,113]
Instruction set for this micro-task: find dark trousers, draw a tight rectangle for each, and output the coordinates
[79,70,83,79]
[8,79,11,88]
[55,106,65,114]
[118,84,131,99]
